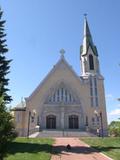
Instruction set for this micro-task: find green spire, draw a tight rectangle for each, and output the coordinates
[84,16,94,46]
[80,16,98,56]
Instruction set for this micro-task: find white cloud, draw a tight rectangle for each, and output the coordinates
[117,104,120,107]
[106,94,114,100]
[109,109,120,116]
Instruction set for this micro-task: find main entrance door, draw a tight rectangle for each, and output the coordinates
[46,115,56,129]
[69,115,78,129]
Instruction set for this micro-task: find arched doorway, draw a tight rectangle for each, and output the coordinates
[46,115,56,129]
[69,115,78,129]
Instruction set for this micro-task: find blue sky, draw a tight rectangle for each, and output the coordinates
[0,0,120,123]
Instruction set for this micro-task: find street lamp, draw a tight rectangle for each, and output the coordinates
[27,109,36,138]
[94,110,104,138]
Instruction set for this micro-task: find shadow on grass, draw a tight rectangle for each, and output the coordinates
[7,142,52,155]
[7,142,120,156]
[91,146,120,152]
[52,145,120,155]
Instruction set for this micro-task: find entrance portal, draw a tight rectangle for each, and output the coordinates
[46,115,56,129]
[69,115,78,129]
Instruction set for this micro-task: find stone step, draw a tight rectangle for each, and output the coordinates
[36,130,96,137]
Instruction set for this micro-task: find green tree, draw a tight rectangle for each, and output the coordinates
[109,121,120,137]
[0,8,17,160]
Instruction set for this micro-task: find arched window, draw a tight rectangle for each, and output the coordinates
[92,117,95,125]
[85,116,88,126]
[69,115,78,129]
[48,87,75,103]
[89,54,94,70]
[46,115,56,129]
[37,116,39,125]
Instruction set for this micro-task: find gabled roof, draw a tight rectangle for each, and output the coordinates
[80,44,98,57]
[27,56,82,101]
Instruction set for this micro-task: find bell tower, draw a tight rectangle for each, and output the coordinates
[80,16,100,76]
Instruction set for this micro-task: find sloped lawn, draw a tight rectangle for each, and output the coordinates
[5,138,54,160]
[80,137,120,160]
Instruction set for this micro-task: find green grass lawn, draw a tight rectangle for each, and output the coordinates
[5,138,54,160]
[5,137,120,160]
[80,137,120,160]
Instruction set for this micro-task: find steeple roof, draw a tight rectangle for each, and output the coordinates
[80,16,98,56]
[84,17,94,46]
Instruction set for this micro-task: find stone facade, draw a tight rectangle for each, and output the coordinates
[13,17,108,137]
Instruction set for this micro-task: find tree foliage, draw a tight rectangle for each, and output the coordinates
[108,120,120,137]
[0,8,17,160]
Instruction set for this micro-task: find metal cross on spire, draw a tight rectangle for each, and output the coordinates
[60,48,65,58]
[84,13,87,18]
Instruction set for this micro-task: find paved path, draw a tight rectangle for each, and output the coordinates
[29,132,39,138]
[51,138,113,160]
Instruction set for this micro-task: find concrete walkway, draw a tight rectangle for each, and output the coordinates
[51,138,113,160]
[29,132,39,138]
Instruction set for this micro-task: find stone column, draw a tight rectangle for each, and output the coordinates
[61,107,64,129]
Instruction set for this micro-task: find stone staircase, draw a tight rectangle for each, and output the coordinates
[36,130,96,137]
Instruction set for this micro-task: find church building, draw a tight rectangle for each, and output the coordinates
[13,17,108,137]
